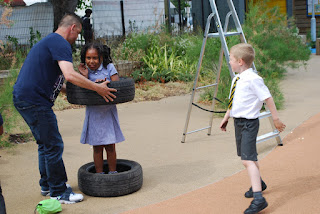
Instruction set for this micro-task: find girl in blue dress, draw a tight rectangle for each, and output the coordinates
[78,43,125,174]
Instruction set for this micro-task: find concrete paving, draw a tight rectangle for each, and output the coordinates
[0,55,319,214]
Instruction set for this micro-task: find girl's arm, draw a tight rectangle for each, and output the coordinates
[60,83,67,94]
[110,73,120,81]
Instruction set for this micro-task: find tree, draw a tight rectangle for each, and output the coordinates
[49,0,92,32]
[49,0,79,31]
[171,0,190,11]
[77,0,91,10]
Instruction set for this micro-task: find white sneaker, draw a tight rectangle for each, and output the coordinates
[50,187,83,204]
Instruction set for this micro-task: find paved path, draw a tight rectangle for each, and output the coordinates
[123,112,320,214]
[0,55,319,214]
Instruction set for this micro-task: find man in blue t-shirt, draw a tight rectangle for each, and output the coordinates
[0,113,6,214]
[13,13,117,204]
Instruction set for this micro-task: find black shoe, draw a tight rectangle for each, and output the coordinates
[244,197,268,214]
[244,180,267,198]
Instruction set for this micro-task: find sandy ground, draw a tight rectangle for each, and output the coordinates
[123,111,320,214]
[0,55,319,214]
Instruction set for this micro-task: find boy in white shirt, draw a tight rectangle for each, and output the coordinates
[220,43,286,214]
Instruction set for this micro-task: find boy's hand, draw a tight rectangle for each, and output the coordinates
[274,119,286,132]
[220,119,228,131]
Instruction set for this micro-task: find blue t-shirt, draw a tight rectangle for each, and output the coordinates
[0,113,3,126]
[13,33,73,107]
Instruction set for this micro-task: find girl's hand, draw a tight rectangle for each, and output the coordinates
[95,78,107,83]
[78,63,88,78]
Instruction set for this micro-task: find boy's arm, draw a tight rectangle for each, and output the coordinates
[265,97,286,132]
[220,109,231,131]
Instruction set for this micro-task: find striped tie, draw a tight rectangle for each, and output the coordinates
[228,77,240,110]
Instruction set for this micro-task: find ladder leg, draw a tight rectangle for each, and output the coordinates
[207,48,224,136]
[208,11,232,136]
[182,14,215,143]
[267,115,283,146]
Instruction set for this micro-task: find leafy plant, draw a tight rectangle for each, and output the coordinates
[199,0,310,110]
[29,27,42,48]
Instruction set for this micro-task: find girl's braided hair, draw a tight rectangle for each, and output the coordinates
[80,42,113,68]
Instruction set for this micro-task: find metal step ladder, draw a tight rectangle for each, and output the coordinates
[181,0,282,146]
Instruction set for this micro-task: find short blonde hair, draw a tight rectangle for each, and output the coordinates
[230,43,255,67]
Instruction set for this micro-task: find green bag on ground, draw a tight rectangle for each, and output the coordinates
[34,199,62,214]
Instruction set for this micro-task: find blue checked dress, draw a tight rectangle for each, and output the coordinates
[80,63,125,146]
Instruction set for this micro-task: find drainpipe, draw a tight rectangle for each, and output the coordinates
[311,0,316,42]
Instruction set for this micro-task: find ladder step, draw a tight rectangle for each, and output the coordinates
[186,126,211,135]
[259,111,271,119]
[256,131,280,144]
[208,31,242,38]
[196,83,218,90]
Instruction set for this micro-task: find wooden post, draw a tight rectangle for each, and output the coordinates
[316,38,320,55]
[120,0,125,38]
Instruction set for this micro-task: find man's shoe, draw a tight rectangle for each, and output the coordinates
[244,197,268,214]
[41,184,71,196]
[244,180,267,198]
[41,189,50,196]
[50,187,83,204]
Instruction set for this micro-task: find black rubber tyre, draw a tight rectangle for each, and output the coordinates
[66,77,135,105]
[78,159,143,197]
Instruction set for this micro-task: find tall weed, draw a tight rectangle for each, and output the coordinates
[0,51,30,147]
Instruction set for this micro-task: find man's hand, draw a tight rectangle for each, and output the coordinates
[95,81,117,102]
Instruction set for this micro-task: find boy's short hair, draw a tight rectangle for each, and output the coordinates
[230,43,255,67]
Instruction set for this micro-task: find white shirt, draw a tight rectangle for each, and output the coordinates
[229,68,271,119]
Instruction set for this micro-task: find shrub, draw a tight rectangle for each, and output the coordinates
[199,0,310,110]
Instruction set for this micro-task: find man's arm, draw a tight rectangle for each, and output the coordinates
[58,61,117,102]
[0,114,3,135]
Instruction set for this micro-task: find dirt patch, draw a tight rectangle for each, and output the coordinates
[8,133,33,144]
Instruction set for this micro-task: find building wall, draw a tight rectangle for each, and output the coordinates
[246,0,288,15]
[192,0,246,32]
[0,2,53,45]
[92,0,164,37]
[294,0,320,34]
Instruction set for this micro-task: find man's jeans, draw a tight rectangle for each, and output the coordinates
[0,184,6,214]
[13,96,67,196]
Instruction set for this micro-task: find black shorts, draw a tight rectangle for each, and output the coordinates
[234,118,259,161]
